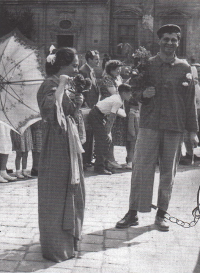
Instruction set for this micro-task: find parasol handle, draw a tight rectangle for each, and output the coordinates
[3,79,44,84]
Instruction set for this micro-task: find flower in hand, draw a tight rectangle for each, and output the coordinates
[73,74,92,93]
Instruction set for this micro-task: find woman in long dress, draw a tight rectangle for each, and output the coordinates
[37,47,85,262]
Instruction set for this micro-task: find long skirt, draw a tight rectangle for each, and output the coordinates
[38,122,85,262]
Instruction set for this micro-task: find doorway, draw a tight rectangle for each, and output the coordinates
[57,35,74,48]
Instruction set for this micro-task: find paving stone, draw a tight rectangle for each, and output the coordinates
[105,229,127,240]
[101,263,129,273]
[78,251,104,260]
[104,238,126,248]
[16,261,46,272]
[52,259,76,269]
[36,268,72,273]
[0,244,27,251]
[72,267,101,273]
[24,252,46,262]
[81,234,104,244]
[0,260,18,272]
[27,244,41,253]
[75,258,102,268]
[80,243,103,252]
[0,237,32,245]
[0,250,25,261]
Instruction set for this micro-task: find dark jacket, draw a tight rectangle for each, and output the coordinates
[79,63,99,108]
[137,54,198,133]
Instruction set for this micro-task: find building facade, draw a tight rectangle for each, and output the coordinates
[1,0,200,61]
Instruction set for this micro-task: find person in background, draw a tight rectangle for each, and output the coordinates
[116,24,198,232]
[79,50,100,169]
[124,98,140,169]
[89,84,132,175]
[102,53,111,76]
[37,47,85,262]
[0,124,17,182]
[179,57,200,165]
[99,60,124,170]
[11,127,33,178]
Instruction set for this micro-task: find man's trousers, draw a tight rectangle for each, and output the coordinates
[88,107,111,171]
[129,128,183,212]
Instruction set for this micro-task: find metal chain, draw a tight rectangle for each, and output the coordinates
[164,186,200,228]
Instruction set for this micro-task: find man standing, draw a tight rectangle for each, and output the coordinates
[79,50,100,168]
[116,24,199,231]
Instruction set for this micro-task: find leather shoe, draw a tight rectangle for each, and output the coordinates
[194,154,200,162]
[31,168,38,176]
[94,169,112,175]
[116,211,139,228]
[155,216,169,231]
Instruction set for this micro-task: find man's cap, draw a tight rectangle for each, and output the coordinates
[157,24,181,38]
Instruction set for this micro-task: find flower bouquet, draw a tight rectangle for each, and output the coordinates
[129,46,152,89]
[72,74,92,94]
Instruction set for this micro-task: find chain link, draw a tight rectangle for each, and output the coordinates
[164,186,200,228]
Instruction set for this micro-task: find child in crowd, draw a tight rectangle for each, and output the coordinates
[88,83,132,175]
[124,99,140,169]
[11,127,33,178]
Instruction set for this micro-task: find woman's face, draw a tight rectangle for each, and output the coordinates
[60,55,79,77]
[110,66,121,77]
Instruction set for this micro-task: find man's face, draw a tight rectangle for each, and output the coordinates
[88,54,100,68]
[122,91,132,101]
[159,33,180,55]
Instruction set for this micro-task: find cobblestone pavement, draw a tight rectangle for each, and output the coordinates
[1,147,200,273]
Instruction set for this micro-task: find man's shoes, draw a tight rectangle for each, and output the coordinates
[94,169,112,175]
[31,168,38,176]
[194,154,200,162]
[179,154,193,165]
[123,162,132,169]
[85,163,93,167]
[6,168,13,174]
[107,160,122,169]
[116,210,139,228]
[155,215,169,231]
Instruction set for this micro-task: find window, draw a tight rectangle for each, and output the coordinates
[59,20,72,30]
[117,25,135,56]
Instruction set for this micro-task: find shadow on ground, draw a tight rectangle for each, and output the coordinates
[0,224,156,272]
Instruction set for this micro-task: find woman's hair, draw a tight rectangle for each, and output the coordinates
[45,47,77,76]
[105,60,123,75]
[85,50,99,62]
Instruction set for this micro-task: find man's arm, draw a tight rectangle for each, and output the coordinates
[105,113,116,134]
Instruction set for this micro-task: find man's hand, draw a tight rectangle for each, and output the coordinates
[190,132,199,148]
[143,87,156,98]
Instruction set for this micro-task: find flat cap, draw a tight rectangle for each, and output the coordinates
[157,24,181,38]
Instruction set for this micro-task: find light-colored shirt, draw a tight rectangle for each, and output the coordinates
[96,94,123,115]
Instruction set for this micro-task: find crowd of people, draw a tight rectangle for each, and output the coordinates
[0,23,200,263]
